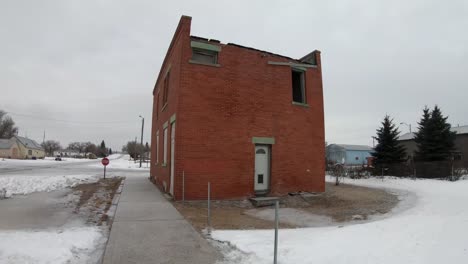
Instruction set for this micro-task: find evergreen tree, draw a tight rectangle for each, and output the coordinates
[372,115,407,165]
[109,148,113,155]
[414,105,456,161]
[98,140,108,157]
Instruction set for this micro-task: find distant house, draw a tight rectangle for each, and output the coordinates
[0,139,20,159]
[12,136,45,159]
[53,149,80,157]
[398,125,468,166]
[326,144,374,166]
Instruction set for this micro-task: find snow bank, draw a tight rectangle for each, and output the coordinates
[0,227,104,264]
[0,174,98,197]
[90,154,149,170]
[213,177,468,264]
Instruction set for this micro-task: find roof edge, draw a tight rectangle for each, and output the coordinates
[152,15,192,95]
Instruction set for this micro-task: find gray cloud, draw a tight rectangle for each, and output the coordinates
[1,0,467,149]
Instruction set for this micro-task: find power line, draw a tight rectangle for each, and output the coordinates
[5,111,137,125]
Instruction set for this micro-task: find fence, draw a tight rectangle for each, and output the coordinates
[327,156,467,180]
[374,156,467,179]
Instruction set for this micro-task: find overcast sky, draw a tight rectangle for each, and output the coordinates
[1,0,467,150]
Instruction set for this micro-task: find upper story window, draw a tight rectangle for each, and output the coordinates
[192,48,218,64]
[190,41,221,66]
[292,69,306,104]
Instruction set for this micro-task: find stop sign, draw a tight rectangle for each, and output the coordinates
[101,157,110,166]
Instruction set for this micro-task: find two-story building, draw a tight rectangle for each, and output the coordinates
[150,16,325,200]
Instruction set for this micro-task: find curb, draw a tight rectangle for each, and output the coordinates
[106,178,125,227]
[99,177,126,264]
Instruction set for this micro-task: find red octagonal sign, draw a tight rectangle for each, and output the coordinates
[101,157,110,166]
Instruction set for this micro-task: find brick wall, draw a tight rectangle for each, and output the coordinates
[151,16,325,200]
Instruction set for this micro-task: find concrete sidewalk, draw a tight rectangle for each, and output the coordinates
[102,175,220,264]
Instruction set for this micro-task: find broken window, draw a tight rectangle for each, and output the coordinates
[192,48,218,64]
[292,69,306,104]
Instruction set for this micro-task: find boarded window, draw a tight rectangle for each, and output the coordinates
[292,69,306,103]
[192,48,218,64]
[163,72,170,105]
[156,130,159,164]
[163,128,168,164]
[155,94,159,119]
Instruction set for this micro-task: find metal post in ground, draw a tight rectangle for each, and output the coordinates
[104,166,106,179]
[139,116,144,168]
[182,171,185,205]
[274,200,279,264]
[207,182,211,233]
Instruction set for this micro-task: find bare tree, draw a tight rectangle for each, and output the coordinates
[84,142,97,155]
[125,141,144,160]
[67,142,82,153]
[42,140,62,156]
[0,110,18,139]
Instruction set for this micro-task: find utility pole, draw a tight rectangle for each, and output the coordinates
[139,115,144,168]
[400,122,412,133]
[42,130,45,145]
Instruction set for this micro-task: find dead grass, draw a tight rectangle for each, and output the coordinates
[72,177,123,225]
[174,182,398,231]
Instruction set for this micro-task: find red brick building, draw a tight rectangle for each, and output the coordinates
[150,16,325,200]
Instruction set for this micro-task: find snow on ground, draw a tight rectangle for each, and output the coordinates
[0,227,105,264]
[90,154,149,170]
[0,157,94,168]
[212,176,468,264]
[0,174,98,197]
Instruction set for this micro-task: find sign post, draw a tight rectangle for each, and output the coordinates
[101,157,110,179]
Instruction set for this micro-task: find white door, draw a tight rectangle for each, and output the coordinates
[170,122,176,196]
[254,145,270,193]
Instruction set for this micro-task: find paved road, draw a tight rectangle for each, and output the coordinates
[0,158,147,230]
[102,175,220,264]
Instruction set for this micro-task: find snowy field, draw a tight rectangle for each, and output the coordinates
[213,176,468,264]
[0,227,106,264]
[89,154,150,170]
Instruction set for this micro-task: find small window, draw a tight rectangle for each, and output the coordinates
[28,150,32,155]
[163,72,170,105]
[256,149,266,154]
[258,174,264,184]
[292,69,306,103]
[192,48,218,64]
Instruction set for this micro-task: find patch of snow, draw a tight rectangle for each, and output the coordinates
[0,174,98,196]
[213,177,468,264]
[0,227,105,264]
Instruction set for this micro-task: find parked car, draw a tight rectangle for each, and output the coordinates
[55,156,62,161]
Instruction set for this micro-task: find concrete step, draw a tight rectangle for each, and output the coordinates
[249,196,279,207]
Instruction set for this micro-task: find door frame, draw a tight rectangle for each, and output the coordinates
[254,144,271,195]
[169,122,176,196]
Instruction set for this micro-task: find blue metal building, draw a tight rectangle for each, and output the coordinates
[326,144,374,166]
